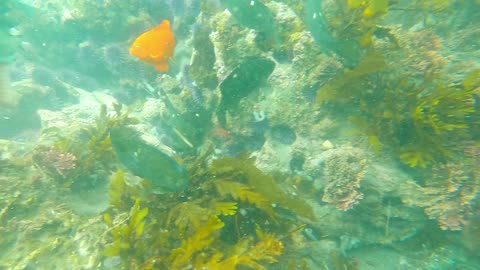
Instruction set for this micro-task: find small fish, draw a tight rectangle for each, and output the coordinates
[109,126,190,194]
[217,57,275,127]
[305,0,360,66]
[220,0,278,49]
[129,20,176,72]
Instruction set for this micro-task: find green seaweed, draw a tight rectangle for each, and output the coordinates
[166,200,237,233]
[316,51,386,104]
[69,104,138,185]
[463,68,480,91]
[207,157,316,221]
[108,170,126,210]
[32,104,136,187]
[322,0,393,49]
[362,0,389,18]
[205,179,276,219]
[398,80,476,167]
[108,169,143,211]
[104,199,149,259]
[193,226,284,269]
[101,151,312,269]
[356,76,475,167]
[317,50,478,168]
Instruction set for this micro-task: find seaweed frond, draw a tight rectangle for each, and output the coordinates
[316,51,386,104]
[208,157,315,220]
[166,200,237,237]
[211,201,238,216]
[194,228,283,270]
[107,169,143,211]
[330,0,392,47]
[412,85,475,133]
[109,170,127,210]
[208,179,275,218]
[103,199,149,258]
[169,216,225,268]
[463,68,480,91]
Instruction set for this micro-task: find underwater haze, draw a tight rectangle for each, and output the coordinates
[1,0,480,269]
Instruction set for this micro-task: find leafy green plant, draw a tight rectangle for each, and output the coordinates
[193,226,284,270]
[322,50,478,168]
[327,0,391,47]
[103,199,149,259]
[33,104,140,188]
[316,51,386,104]
[101,152,314,269]
[205,156,316,220]
[108,169,144,211]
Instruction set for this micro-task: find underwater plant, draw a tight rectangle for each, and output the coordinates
[32,104,140,188]
[315,51,386,104]
[103,199,149,258]
[325,0,391,49]
[203,156,316,220]
[317,49,478,168]
[101,151,316,269]
[108,169,143,211]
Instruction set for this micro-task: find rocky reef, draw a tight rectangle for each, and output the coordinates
[0,0,479,269]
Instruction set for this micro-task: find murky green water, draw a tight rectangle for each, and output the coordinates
[1,0,479,269]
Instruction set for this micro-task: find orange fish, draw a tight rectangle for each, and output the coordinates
[129,20,176,72]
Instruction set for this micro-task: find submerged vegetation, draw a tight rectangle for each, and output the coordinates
[312,0,480,235]
[32,104,135,188]
[315,49,477,168]
[101,154,312,269]
[1,0,480,269]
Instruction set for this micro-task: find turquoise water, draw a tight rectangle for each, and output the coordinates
[1,0,479,269]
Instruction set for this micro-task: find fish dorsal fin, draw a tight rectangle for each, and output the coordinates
[154,20,170,31]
